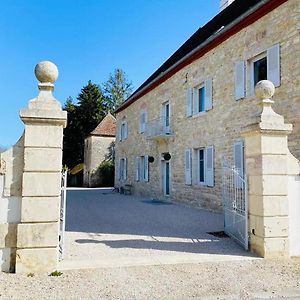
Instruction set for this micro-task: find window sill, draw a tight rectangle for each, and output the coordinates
[192,111,206,118]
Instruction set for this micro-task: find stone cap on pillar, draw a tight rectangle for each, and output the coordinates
[242,80,292,136]
[20,61,67,127]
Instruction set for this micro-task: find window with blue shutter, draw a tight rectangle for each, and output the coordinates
[235,61,246,100]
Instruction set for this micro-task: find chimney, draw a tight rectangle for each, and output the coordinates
[220,0,235,11]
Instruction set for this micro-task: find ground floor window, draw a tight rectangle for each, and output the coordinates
[135,155,149,182]
[119,158,127,181]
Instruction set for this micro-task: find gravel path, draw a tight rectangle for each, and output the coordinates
[62,189,252,268]
[2,190,299,299]
[0,259,300,299]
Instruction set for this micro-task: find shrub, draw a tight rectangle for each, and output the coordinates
[95,160,115,187]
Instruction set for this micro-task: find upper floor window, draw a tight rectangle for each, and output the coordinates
[253,55,267,87]
[235,43,280,100]
[186,78,213,117]
[161,102,170,134]
[119,118,128,141]
[139,110,147,133]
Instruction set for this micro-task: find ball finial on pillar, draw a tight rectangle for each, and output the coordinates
[34,61,59,84]
[255,80,275,100]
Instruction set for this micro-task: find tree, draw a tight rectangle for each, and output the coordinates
[103,68,133,111]
[63,81,107,168]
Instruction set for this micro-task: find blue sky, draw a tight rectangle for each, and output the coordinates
[0,0,218,147]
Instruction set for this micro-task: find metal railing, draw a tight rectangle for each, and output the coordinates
[145,117,172,139]
[221,156,248,250]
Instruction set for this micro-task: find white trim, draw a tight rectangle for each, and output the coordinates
[248,52,267,96]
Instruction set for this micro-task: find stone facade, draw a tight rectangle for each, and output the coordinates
[83,112,116,187]
[115,0,300,211]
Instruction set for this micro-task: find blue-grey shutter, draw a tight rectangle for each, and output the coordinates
[124,158,127,180]
[235,61,246,100]
[186,88,193,117]
[135,157,140,181]
[118,158,122,180]
[205,78,213,111]
[124,122,128,139]
[184,148,192,185]
[205,146,214,187]
[119,124,122,141]
[145,155,149,182]
[267,43,280,87]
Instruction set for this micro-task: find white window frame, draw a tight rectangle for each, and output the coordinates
[197,148,206,185]
[235,43,280,99]
[248,52,267,96]
[193,83,205,115]
[192,145,214,187]
[190,78,213,117]
[161,101,170,134]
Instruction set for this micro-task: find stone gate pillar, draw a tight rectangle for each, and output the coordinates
[242,80,298,258]
[15,61,67,273]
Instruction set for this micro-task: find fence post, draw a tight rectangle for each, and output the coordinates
[15,61,67,273]
[241,80,299,258]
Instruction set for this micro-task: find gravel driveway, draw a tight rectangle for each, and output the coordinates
[1,189,300,299]
[60,188,255,270]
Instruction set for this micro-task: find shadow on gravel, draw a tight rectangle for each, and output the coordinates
[73,238,255,257]
[65,189,253,257]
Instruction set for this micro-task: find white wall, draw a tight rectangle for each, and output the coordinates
[0,173,21,272]
[288,175,300,256]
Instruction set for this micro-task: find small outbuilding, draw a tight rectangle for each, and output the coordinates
[83,112,116,187]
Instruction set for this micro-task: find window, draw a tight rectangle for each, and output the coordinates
[190,145,214,187]
[119,158,127,181]
[186,78,213,117]
[135,155,149,182]
[139,110,147,133]
[161,102,170,133]
[253,56,267,86]
[198,149,205,183]
[119,119,128,141]
[198,86,205,113]
[235,43,280,100]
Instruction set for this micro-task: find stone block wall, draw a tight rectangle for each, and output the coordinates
[83,135,115,187]
[0,137,24,272]
[115,0,300,211]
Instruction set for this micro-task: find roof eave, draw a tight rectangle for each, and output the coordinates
[115,0,287,114]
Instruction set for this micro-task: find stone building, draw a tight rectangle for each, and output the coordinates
[83,112,116,187]
[115,0,300,211]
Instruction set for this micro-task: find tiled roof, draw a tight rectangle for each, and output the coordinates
[89,112,116,137]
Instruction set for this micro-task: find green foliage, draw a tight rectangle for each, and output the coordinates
[103,68,133,111]
[105,141,115,163]
[62,69,132,176]
[49,270,63,277]
[95,160,115,187]
[63,81,106,169]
